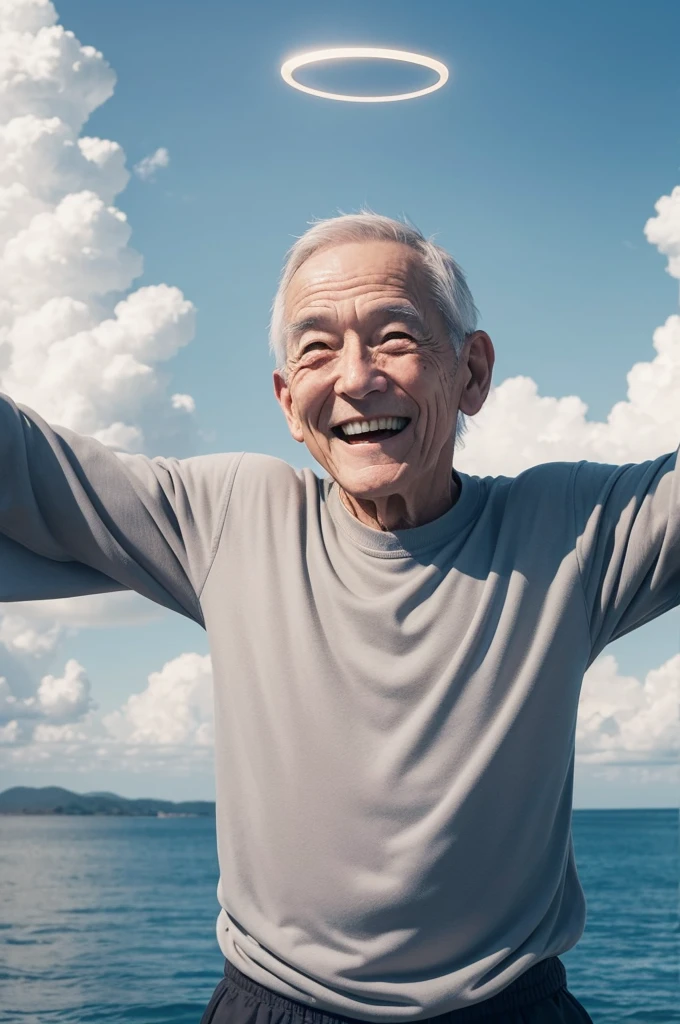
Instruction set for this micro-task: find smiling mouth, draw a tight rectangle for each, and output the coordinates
[332,418,411,444]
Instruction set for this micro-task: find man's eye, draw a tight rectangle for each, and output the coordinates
[301,341,328,354]
[382,332,412,342]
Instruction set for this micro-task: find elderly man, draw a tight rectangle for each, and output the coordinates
[1,212,678,1024]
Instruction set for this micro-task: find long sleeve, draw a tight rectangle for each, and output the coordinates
[573,447,680,660]
[0,394,243,624]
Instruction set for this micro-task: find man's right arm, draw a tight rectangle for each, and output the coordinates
[0,394,243,624]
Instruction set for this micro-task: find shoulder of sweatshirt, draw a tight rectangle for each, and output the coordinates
[469,460,581,516]
[229,451,313,495]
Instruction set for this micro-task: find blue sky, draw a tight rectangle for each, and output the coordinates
[1,0,678,806]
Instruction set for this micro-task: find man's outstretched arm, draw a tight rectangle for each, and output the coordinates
[574,446,680,661]
[0,394,242,624]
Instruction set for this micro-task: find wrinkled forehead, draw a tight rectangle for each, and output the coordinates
[284,241,430,322]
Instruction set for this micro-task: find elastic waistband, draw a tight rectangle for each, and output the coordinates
[224,956,567,1023]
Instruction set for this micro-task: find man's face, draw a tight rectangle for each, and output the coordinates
[274,240,472,501]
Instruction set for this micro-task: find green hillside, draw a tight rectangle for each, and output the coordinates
[0,786,215,816]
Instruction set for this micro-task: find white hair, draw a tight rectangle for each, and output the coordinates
[269,209,479,444]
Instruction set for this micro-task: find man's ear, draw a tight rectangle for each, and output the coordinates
[273,370,305,442]
[457,331,495,417]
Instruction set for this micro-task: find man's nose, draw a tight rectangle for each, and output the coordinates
[334,339,386,397]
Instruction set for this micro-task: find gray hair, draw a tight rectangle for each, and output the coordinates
[269,209,479,444]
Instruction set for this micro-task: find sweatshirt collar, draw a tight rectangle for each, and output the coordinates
[324,469,481,557]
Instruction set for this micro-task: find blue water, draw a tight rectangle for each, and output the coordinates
[0,809,677,1024]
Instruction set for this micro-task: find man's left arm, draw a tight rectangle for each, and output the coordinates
[0,530,128,602]
[573,446,680,661]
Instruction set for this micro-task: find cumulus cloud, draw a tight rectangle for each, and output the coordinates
[0,613,61,655]
[134,147,169,182]
[645,185,680,282]
[455,315,680,476]
[455,172,680,477]
[577,654,679,765]
[172,392,196,413]
[0,0,198,685]
[35,659,93,721]
[103,652,213,748]
[0,591,165,631]
[0,591,165,745]
[1,651,213,769]
[0,657,92,732]
[0,719,20,744]
[0,591,164,662]
[0,1,115,129]
[0,0,196,454]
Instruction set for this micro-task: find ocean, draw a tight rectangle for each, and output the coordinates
[0,809,677,1024]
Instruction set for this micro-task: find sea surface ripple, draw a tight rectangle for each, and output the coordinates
[0,809,677,1024]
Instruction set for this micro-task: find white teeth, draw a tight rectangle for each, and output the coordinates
[339,416,408,437]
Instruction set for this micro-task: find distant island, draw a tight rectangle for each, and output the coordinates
[0,786,215,817]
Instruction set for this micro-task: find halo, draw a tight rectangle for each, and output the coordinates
[280,47,449,103]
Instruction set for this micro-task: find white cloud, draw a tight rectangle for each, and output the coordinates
[0,677,18,719]
[0,1,196,454]
[455,314,680,476]
[103,652,213,747]
[0,657,92,728]
[0,613,61,655]
[0,0,198,661]
[0,591,165,630]
[576,654,679,765]
[454,171,680,478]
[5,714,97,760]
[1,651,213,769]
[35,659,93,721]
[0,593,164,748]
[133,147,169,182]
[32,719,93,744]
[172,392,196,413]
[0,3,115,129]
[0,116,128,212]
[645,184,680,282]
[0,719,20,744]
[0,0,57,35]
[3,192,142,307]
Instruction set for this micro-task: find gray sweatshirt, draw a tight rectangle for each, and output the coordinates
[1,393,679,1020]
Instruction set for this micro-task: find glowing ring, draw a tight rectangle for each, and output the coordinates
[280,47,449,103]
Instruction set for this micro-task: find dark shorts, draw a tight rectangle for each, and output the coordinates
[200,957,594,1024]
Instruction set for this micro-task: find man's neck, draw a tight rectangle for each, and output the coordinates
[339,472,460,532]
